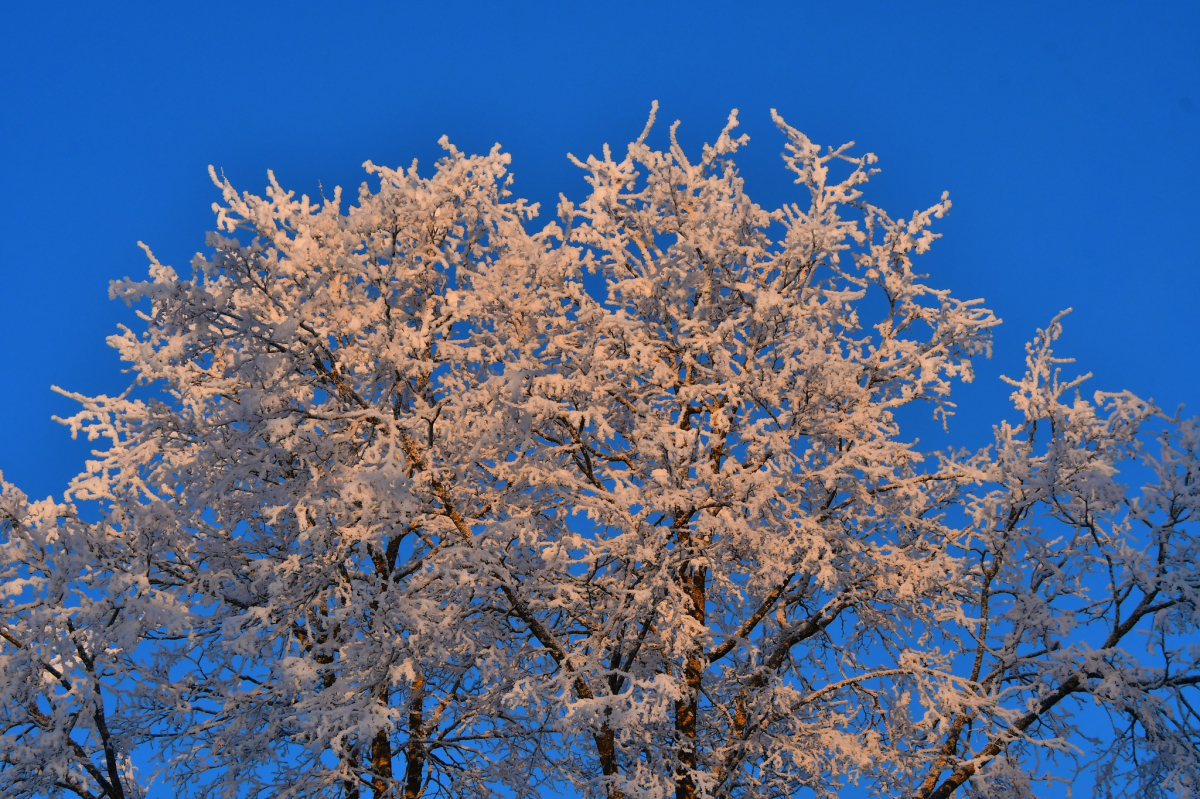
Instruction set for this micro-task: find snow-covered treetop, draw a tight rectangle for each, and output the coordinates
[2,106,1196,799]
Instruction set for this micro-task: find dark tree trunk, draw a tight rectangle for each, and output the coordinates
[675,549,706,799]
[344,745,361,799]
[595,718,623,799]
[370,682,394,799]
[403,677,426,799]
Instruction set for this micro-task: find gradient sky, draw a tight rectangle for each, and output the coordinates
[2,1,1197,503]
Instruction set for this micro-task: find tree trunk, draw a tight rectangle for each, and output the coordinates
[344,745,361,799]
[370,682,394,799]
[595,717,623,799]
[403,676,426,799]
[675,552,706,799]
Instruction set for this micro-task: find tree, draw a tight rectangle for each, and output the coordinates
[2,105,1197,799]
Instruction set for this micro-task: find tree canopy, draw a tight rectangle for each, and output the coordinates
[2,106,1197,799]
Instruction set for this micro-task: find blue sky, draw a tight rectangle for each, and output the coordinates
[1,1,1197,500]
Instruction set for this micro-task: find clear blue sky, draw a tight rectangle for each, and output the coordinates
[2,1,1197,500]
